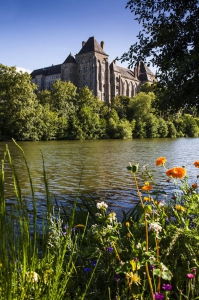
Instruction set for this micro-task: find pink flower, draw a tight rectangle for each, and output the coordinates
[192,268,197,274]
[187,273,195,279]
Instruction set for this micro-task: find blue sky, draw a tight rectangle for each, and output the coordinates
[0,0,155,74]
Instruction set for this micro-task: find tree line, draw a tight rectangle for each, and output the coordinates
[0,64,198,141]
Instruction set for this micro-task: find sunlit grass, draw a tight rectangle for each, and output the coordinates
[0,145,199,299]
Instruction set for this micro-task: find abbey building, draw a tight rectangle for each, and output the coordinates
[31,36,156,104]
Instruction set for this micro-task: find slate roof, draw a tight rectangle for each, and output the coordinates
[78,36,108,56]
[31,64,61,78]
[63,53,76,64]
[116,65,139,81]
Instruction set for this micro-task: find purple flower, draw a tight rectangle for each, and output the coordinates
[134,257,139,262]
[72,228,76,232]
[150,264,156,271]
[187,273,195,279]
[84,267,91,272]
[154,292,164,300]
[115,274,120,282]
[106,247,114,252]
[162,283,172,291]
[89,259,97,267]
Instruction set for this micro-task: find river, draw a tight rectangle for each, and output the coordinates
[0,138,198,215]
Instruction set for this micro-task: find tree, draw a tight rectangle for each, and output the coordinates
[121,0,199,110]
[51,80,76,115]
[0,64,39,140]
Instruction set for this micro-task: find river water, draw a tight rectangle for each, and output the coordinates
[0,138,199,215]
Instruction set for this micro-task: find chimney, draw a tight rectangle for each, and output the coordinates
[82,41,86,47]
[101,41,104,50]
[134,67,137,78]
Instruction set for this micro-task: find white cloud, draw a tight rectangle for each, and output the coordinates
[16,66,32,74]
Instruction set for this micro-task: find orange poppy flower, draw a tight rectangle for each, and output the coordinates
[141,185,153,191]
[194,161,199,168]
[156,157,167,166]
[166,167,186,179]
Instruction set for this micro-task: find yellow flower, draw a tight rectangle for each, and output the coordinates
[126,233,131,238]
[75,224,85,228]
[156,157,167,166]
[175,205,185,212]
[127,272,141,285]
[126,222,130,227]
[194,161,199,168]
[166,167,186,179]
[0,263,2,267]
[145,181,150,186]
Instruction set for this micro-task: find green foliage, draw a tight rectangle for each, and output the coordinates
[0,64,39,140]
[182,114,199,137]
[1,145,199,299]
[121,0,199,110]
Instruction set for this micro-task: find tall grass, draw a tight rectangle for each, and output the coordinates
[0,145,199,299]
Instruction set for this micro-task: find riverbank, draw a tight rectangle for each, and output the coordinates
[0,144,199,299]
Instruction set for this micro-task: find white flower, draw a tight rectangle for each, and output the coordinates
[159,201,166,207]
[26,271,39,283]
[149,222,162,234]
[136,242,141,249]
[108,212,117,222]
[96,201,108,210]
[95,213,102,217]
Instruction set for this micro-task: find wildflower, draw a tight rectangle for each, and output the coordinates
[126,233,131,238]
[144,196,152,201]
[150,264,156,271]
[106,247,114,252]
[175,205,185,212]
[156,157,167,166]
[126,222,130,227]
[75,224,85,228]
[89,260,97,267]
[0,263,2,267]
[115,274,120,282]
[158,201,166,207]
[149,222,162,234]
[136,242,141,249]
[108,212,117,222]
[95,213,102,217]
[194,161,199,168]
[187,273,194,279]
[192,183,198,189]
[142,185,153,191]
[84,267,91,272]
[26,271,39,283]
[96,201,108,210]
[162,283,172,291]
[166,167,186,179]
[127,272,141,285]
[192,268,197,274]
[154,292,164,299]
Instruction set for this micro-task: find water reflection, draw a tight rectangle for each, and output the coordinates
[0,138,198,215]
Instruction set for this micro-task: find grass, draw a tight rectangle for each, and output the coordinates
[0,144,199,299]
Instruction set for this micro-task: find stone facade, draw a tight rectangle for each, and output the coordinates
[31,36,156,105]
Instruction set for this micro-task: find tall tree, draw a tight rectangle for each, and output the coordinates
[121,0,199,110]
[0,64,39,140]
